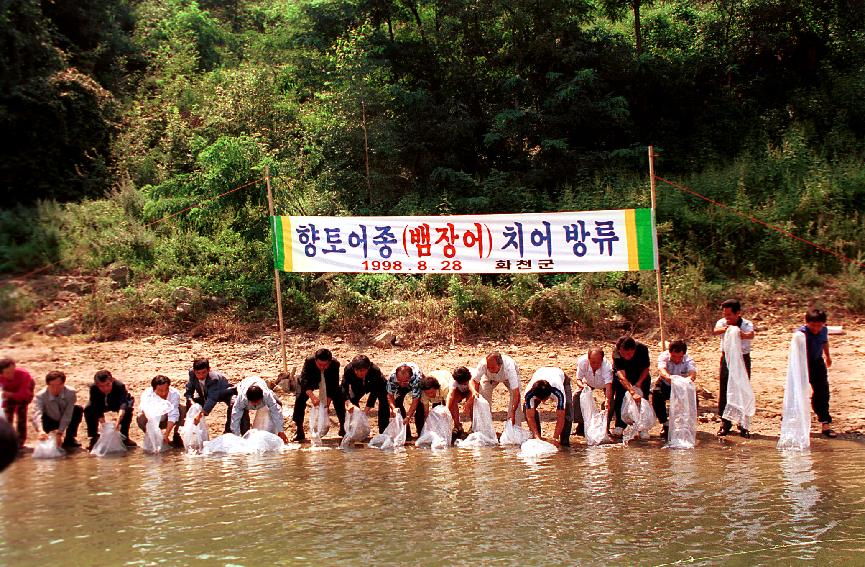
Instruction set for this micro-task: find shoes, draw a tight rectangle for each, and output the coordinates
[639,431,650,440]
[291,433,307,443]
[611,427,624,437]
[575,425,585,437]
[123,438,138,448]
[738,427,751,439]
[87,436,100,451]
[338,428,346,437]
[62,439,82,449]
[660,424,669,439]
[717,426,730,437]
[822,428,838,438]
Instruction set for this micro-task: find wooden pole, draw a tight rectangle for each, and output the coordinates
[648,146,666,350]
[265,165,288,373]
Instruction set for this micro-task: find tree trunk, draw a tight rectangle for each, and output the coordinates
[633,0,642,56]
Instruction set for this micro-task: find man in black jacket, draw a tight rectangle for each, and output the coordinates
[341,354,390,434]
[292,348,344,442]
[184,358,236,434]
[84,370,136,449]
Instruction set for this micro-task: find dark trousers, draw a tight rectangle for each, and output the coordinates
[84,405,133,438]
[293,383,346,434]
[651,380,672,424]
[42,406,83,444]
[350,392,391,434]
[392,390,424,437]
[191,388,236,433]
[2,400,29,446]
[572,388,611,435]
[808,359,831,423]
[719,353,751,429]
[612,379,650,429]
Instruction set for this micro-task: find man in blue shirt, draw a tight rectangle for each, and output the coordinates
[800,308,836,438]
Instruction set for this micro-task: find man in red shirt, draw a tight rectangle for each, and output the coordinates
[0,358,35,448]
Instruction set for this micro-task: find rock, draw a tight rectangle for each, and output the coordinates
[547,352,557,358]
[176,302,194,316]
[54,291,79,303]
[44,316,77,336]
[173,286,196,304]
[107,265,130,287]
[372,331,396,348]
[149,297,166,310]
[698,413,715,423]
[203,295,228,310]
[416,349,425,355]
[61,277,93,295]
[698,387,714,400]
[334,337,344,344]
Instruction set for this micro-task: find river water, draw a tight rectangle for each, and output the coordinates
[1,438,864,566]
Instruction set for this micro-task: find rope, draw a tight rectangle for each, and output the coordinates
[143,176,265,227]
[654,174,865,269]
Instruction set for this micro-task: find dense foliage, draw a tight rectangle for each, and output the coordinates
[2,0,865,335]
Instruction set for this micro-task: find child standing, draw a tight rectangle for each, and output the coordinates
[799,309,836,438]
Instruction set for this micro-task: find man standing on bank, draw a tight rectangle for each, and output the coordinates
[611,336,652,437]
[713,299,755,438]
[293,349,343,442]
[472,352,524,428]
[184,358,236,434]
[31,371,83,449]
[341,354,390,434]
[85,370,136,449]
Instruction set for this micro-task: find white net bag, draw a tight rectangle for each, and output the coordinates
[778,332,811,451]
[90,422,127,457]
[242,429,286,454]
[369,412,406,450]
[33,437,65,459]
[622,391,657,445]
[340,407,371,449]
[455,397,498,448]
[500,418,532,446]
[722,325,755,430]
[416,405,453,449]
[518,438,558,457]
[309,401,331,447]
[141,395,173,454]
[580,386,611,446]
[666,376,697,449]
[179,403,209,454]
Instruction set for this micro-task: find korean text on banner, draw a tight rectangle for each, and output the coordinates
[271,209,657,274]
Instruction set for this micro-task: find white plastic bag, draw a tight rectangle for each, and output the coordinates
[340,407,372,449]
[309,401,331,446]
[141,395,173,454]
[202,433,249,454]
[242,429,285,454]
[90,422,127,457]
[455,397,498,448]
[622,391,657,444]
[666,376,697,449]
[518,438,558,457]
[722,325,756,430]
[179,403,209,454]
[580,386,611,446]
[778,332,811,451]
[33,437,65,459]
[416,405,453,449]
[369,412,406,450]
[499,418,532,446]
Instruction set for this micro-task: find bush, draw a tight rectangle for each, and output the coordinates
[0,284,37,322]
[840,262,865,314]
[448,276,514,336]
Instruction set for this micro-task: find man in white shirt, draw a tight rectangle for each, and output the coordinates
[571,348,613,438]
[136,375,185,447]
[472,352,523,428]
[524,367,572,447]
[713,298,755,437]
[230,376,288,443]
[652,340,697,439]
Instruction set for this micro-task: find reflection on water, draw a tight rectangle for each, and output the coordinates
[1,441,865,566]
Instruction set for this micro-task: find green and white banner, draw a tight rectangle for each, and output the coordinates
[271,209,657,273]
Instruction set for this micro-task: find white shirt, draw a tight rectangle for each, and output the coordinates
[524,367,567,410]
[575,355,613,389]
[231,376,284,434]
[472,354,520,391]
[715,317,754,354]
[140,386,181,423]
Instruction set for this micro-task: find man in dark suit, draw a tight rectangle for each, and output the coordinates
[184,358,236,433]
[292,348,343,442]
[84,370,136,449]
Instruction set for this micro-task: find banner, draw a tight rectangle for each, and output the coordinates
[271,209,656,273]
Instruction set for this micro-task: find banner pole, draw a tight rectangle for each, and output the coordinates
[649,146,666,350]
[265,165,288,373]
